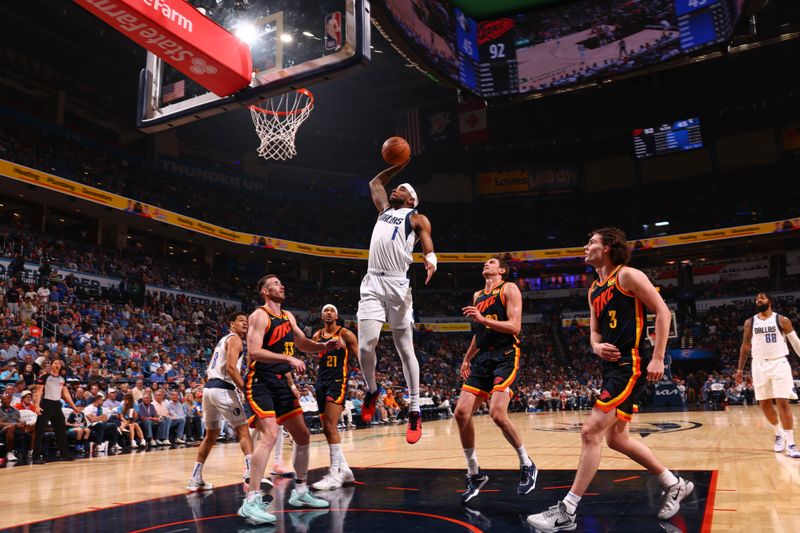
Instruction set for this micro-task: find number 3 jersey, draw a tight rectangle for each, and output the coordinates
[589,265,646,369]
[751,313,788,360]
[251,307,294,375]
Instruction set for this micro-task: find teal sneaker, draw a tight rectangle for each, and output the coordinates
[237,496,277,524]
[288,488,330,508]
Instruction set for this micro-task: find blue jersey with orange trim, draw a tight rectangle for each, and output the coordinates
[589,265,646,369]
[472,281,519,351]
[253,306,295,375]
[315,326,349,383]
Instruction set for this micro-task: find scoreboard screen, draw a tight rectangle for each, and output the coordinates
[633,118,703,159]
[382,0,743,99]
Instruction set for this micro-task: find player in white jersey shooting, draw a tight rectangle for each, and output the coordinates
[736,292,800,458]
[357,162,436,444]
[188,311,257,494]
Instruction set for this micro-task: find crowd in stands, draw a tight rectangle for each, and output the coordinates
[2,116,799,254]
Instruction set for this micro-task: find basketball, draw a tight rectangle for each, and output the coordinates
[381,136,410,166]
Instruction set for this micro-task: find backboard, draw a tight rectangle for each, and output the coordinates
[137,0,370,132]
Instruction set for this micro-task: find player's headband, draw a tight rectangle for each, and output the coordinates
[322,304,338,315]
[398,183,419,208]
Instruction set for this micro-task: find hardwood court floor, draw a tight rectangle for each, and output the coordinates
[1,406,798,531]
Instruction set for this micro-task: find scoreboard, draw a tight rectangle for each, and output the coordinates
[676,0,741,52]
[455,10,518,97]
[633,118,703,159]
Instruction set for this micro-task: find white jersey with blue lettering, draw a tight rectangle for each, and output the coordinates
[367,207,417,274]
[206,332,241,384]
[751,313,788,360]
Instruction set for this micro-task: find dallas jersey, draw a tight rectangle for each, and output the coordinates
[751,313,788,360]
[368,207,417,274]
[207,332,242,385]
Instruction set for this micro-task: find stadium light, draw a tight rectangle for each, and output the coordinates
[654,221,670,227]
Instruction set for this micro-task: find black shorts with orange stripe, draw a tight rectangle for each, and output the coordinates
[462,345,520,398]
[315,378,347,410]
[245,371,303,425]
[594,364,648,422]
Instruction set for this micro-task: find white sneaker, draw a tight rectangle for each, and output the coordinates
[340,466,355,483]
[774,435,786,453]
[658,477,695,520]
[98,442,108,453]
[111,444,123,452]
[312,470,346,491]
[786,444,800,458]
[148,439,157,447]
[175,438,186,444]
[139,439,147,447]
[187,478,214,491]
[159,440,171,446]
[527,501,577,531]
[130,441,138,449]
[6,452,18,462]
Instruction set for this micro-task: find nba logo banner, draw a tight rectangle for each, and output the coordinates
[325,12,342,51]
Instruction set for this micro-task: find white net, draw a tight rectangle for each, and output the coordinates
[250,89,314,160]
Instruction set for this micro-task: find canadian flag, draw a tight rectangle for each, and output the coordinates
[458,99,488,144]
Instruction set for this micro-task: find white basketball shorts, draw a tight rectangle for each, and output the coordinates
[752,357,798,401]
[203,387,248,430]
[356,272,414,329]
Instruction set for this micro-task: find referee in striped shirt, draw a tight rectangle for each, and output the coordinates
[32,360,81,464]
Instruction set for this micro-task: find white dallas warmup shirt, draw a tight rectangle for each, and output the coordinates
[751,313,789,360]
[206,332,239,384]
[367,207,417,275]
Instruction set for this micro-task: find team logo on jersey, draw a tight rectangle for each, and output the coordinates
[533,420,702,438]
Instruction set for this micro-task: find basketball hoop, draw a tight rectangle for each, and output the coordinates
[249,88,314,160]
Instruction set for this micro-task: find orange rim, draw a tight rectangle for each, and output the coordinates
[249,88,314,117]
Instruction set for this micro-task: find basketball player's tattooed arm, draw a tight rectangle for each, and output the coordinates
[460,336,479,380]
[412,213,436,284]
[617,266,670,382]
[247,309,306,373]
[735,319,753,385]
[369,162,410,212]
[224,335,246,391]
[779,315,800,357]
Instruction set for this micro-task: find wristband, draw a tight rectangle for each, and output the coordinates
[425,252,437,271]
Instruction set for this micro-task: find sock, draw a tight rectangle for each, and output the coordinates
[464,448,479,475]
[330,444,342,470]
[392,327,420,411]
[785,429,795,446]
[772,423,784,437]
[295,481,308,495]
[192,462,203,480]
[358,320,382,393]
[273,430,284,464]
[244,454,252,479]
[293,443,310,483]
[657,469,679,489]
[247,491,261,502]
[563,492,581,514]
[516,445,533,467]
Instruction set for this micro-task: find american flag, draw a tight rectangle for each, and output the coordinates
[396,108,422,156]
[161,79,185,104]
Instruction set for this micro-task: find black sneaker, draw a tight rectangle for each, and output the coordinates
[33,455,46,465]
[518,459,538,495]
[461,469,489,503]
[361,391,378,423]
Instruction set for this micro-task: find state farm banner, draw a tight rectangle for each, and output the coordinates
[74,0,251,96]
[145,285,241,308]
[0,258,121,290]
